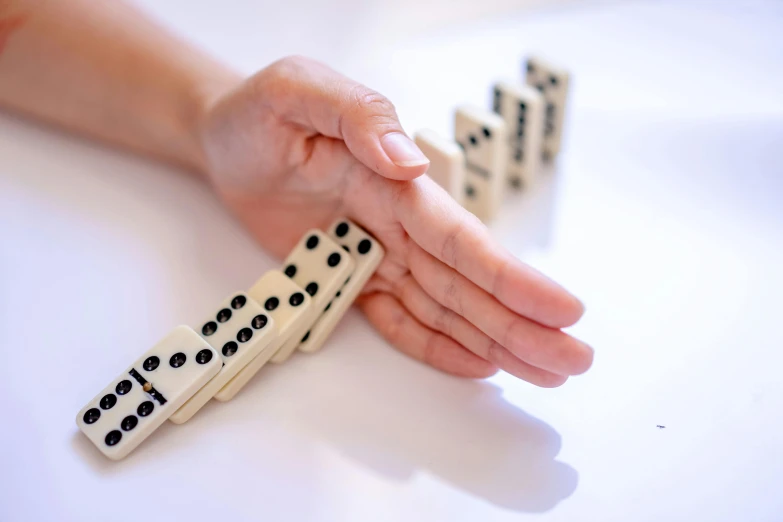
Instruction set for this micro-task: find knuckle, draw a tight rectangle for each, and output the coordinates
[432,306,455,337]
[346,84,396,118]
[441,273,463,315]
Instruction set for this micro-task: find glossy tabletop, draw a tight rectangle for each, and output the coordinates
[1,1,781,520]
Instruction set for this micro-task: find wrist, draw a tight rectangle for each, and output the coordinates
[183,67,243,177]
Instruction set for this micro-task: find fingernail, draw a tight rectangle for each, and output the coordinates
[381,132,430,167]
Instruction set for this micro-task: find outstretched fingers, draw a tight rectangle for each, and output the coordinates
[357,291,498,379]
[393,176,585,329]
[392,272,569,387]
[407,243,594,377]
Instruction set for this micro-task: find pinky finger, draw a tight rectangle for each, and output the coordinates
[357,292,498,379]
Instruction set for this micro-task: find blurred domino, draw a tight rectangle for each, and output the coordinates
[298,218,384,354]
[414,129,466,204]
[524,56,570,161]
[492,81,544,190]
[454,104,507,222]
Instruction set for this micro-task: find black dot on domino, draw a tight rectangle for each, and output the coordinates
[251,314,267,329]
[549,75,558,86]
[336,291,341,298]
[169,352,187,368]
[465,185,476,199]
[121,415,138,432]
[469,135,478,146]
[306,235,319,249]
[202,321,218,336]
[100,394,117,410]
[83,408,101,424]
[526,62,534,73]
[290,292,305,307]
[105,430,122,447]
[216,309,232,323]
[265,297,280,311]
[137,401,154,417]
[510,177,522,189]
[358,239,371,255]
[231,295,246,310]
[324,302,332,312]
[237,328,253,343]
[536,83,545,92]
[284,264,297,278]
[222,341,238,357]
[305,282,318,296]
[342,245,350,253]
[327,253,341,267]
[301,331,311,343]
[519,102,526,112]
[196,349,213,365]
[335,222,349,237]
[143,356,160,371]
[482,127,492,139]
[456,141,465,151]
[116,380,132,395]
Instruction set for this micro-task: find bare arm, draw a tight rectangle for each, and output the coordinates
[0,0,591,384]
[0,0,239,173]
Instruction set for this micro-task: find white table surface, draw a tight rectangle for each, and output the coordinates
[2,1,782,520]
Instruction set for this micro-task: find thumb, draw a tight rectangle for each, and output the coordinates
[262,56,430,181]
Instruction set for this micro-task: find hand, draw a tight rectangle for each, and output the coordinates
[199,56,593,386]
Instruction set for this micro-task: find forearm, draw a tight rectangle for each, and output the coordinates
[0,0,241,174]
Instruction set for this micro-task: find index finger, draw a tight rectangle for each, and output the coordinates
[393,176,585,329]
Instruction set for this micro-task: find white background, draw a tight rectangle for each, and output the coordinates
[2,0,782,521]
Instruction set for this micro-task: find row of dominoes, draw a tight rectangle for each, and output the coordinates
[76,218,384,460]
[414,56,570,222]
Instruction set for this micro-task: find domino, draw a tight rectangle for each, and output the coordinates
[169,293,277,424]
[414,129,466,204]
[298,218,384,354]
[492,81,545,190]
[214,270,313,401]
[454,104,508,222]
[75,326,221,460]
[272,229,356,363]
[524,56,570,161]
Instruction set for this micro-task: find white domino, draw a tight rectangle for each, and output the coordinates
[414,129,466,204]
[215,271,313,401]
[298,218,384,354]
[272,229,356,363]
[492,81,545,190]
[169,293,277,424]
[454,104,508,222]
[75,326,221,460]
[524,56,570,161]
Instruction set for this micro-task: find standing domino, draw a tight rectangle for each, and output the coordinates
[298,218,384,354]
[273,229,356,363]
[414,129,466,204]
[169,293,276,424]
[75,326,221,460]
[454,105,508,222]
[492,81,544,190]
[524,56,570,161]
[215,270,313,401]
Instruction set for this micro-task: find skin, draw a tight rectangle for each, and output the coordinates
[0,1,593,385]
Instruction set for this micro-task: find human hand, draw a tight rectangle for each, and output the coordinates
[199,56,593,386]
